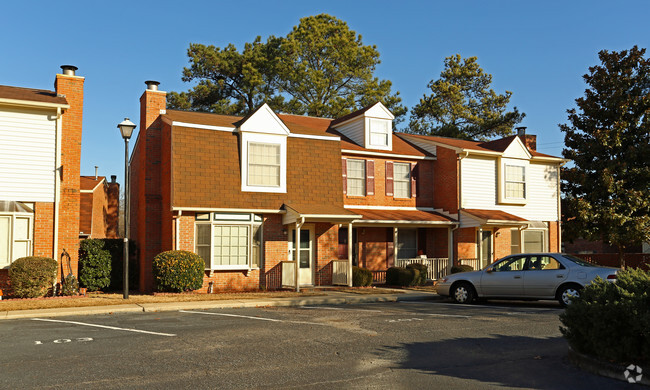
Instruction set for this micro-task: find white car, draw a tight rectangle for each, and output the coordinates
[437,253,618,306]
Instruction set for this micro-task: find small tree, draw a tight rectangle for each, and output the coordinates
[79,239,112,291]
[409,54,525,140]
[561,46,650,267]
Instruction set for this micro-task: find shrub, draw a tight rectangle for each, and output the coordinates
[153,250,205,292]
[352,266,373,287]
[60,274,79,296]
[101,238,139,291]
[560,268,650,365]
[79,239,112,291]
[406,263,428,286]
[386,267,420,286]
[9,257,57,298]
[451,264,474,274]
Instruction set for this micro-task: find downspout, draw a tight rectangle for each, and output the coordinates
[175,210,182,250]
[294,216,305,292]
[53,107,63,262]
[557,162,566,252]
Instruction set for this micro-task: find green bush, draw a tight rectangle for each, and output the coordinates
[352,266,373,287]
[60,273,79,296]
[386,267,420,286]
[8,256,57,298]
[79,239,112,291]
[560,268,650,365]
[451,264,474,274]
[153,250,205,292]
[406,263,428,286]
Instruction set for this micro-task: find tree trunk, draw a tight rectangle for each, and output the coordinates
[618,246,626,269]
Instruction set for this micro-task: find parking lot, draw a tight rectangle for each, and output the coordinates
[0,300,635,389]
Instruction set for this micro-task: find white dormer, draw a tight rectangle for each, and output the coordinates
[497,136,533,205]
[332,102,394,151]
[238,103,289,193]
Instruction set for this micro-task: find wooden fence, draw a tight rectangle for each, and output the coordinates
[571,253,650,270]
[395,258,451,280]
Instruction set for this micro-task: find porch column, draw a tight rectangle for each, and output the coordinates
[347,223,353,287]
[294,222,301,292]
[477,227,483,266]
[393,227,399,263]
[447,227,453,270]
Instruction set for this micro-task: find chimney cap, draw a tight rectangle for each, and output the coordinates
[516,126,527,136]
[111,175,117,183]
[60,65,78,76]
[145,80,160,91]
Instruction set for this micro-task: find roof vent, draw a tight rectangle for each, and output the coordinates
[60,65,78,76]
[145,80,160,91]
[516,126,527,136]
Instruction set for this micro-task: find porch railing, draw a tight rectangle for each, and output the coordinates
[459,258,481,271]
[372,270,386,284]
[395,258,451,280]
[281,261,295,288]
[332,260,349,285]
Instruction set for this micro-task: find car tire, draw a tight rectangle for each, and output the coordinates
[557,284,582,307]
[452,282,475,304]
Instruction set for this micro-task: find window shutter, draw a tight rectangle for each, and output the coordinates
[385,161,393,196]
[366,160,374,196]
[410,163,417,198]
[342,158,347,195]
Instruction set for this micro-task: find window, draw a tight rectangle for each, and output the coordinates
[493,255,526,272]
[0,201,34,268]
[195,213,263,270]
[397,229,417,259]
[393,163,411,198]
[527,255,564,271]
[511,228,521,254]
[505,165,525,199]
[248,142,280,187]
[524,230,545,253]
[369,119,389,147]
[347,159,366,196]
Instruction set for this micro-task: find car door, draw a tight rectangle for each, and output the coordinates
[523,255,567,298]
[479,255,526,297]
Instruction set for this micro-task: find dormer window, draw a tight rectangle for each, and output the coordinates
[369,119,390,147]
[248,142,281,187]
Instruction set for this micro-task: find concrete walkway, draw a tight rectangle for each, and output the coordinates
[0,289,444,320]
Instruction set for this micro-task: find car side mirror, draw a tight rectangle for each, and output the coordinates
[486,267,494,273]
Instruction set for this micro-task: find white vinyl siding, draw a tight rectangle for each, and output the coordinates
[461,156,559,221]
[333,118,365,147]
[346,159,365,196]
[248,143,280,187]
[393,163,411,198]
[0,107,57,202]
[505,165,526,199]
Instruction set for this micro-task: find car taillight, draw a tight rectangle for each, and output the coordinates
[441,278,448,283]
[607,274,617,280]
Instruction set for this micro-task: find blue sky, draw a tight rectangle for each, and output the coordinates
[1,1,648,185]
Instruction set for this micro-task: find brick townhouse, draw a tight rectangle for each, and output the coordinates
[0,66,84,290]
[131,81,564,292]
[79,174,120,239]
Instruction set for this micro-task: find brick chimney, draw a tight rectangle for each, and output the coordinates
[516,127,537,151]
[54,65,84,278]
[106,175,120,239]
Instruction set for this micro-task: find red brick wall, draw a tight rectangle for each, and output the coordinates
[425,228,449,258]
[89,183,108,238]
[433,147,459,214]
[456,227,477,262]
[54,73,84,280]
[315,223,337,286]
[357,227,391,271]
[33,202,55,258]
[493,227,511,261]
[549,221,559,252]
[106,181,119,238]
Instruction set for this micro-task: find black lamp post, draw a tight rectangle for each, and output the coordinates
[117,118,136,299]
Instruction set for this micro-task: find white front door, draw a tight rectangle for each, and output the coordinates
[289,225,315,286]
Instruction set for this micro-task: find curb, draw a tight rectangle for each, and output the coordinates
[568,346,649,386]
[1,293,442,320]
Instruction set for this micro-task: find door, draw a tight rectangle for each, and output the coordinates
[480,255,526,297]
[480,230,493,268]
[289,225,314,286]
[523,255,567,298]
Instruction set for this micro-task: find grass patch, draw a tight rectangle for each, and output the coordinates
[336,287,404,295]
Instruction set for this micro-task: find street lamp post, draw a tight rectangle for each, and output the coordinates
[117,118,136,299]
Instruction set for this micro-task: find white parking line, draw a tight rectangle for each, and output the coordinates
[300,306,383,313]
[31,318,176,337]
[179,310,329,326]
[300,305,470,319]
[412,301,562,312]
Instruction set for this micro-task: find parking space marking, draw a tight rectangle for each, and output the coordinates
[179,310,329,326]
[31,318,176,337]
[299,306,383,313]
[300,305,471,319]
[410,301,562,312]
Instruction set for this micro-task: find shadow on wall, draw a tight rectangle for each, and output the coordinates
[377,335,635,389]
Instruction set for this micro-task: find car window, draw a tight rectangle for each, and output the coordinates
[527,255,564,271]
[561,254,597,267]
[493,256,526,272]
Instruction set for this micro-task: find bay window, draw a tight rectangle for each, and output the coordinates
[195,213,263,270]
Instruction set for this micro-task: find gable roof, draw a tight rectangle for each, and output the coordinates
[0,85,68,105]
[80,176,105,191]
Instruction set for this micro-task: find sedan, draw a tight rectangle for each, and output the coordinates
[437,253,618,306]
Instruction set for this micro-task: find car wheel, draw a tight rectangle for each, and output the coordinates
[557,284,582,307]
[452,282,475,304]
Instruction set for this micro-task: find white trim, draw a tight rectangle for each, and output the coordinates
[171,121,234,132]
[0,98,69,110]
[240,133,287,193]
[299,213,361,220]
[172,207,284,214]
[353,220,457,226]
[343,205,435,211]
[288,133,340,141]
[341,149,434,160]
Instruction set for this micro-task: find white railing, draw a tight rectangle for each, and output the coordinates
[459,258,481,271]
[332,260,349,285]
[395,258,450,280]
[281,261,295,288]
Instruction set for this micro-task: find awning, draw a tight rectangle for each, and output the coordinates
[282,203,361,225]
[347,208,457,226]
[0,201,33,214]
[461,209,528,226]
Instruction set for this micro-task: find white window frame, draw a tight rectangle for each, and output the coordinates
[393,162,411,198]
[366,118,392,150]
[195,213,263,271]
[346,159,366,197]
[522,229,548,253]
[505,164,526,199]
[240,133,287,193]
[0,211,34,268]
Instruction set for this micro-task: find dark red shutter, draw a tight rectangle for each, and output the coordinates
[410,163,417,198]
[366,160,374,196]
[385,161,394,196]
[342,158,347,195]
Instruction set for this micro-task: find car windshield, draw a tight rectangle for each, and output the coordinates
[561,254,597,267]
